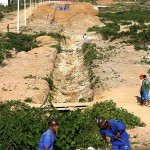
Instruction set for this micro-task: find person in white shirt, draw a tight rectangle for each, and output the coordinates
[139,74,144,105]
[83,34,87,43]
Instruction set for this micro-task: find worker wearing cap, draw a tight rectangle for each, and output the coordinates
[139,74,144,105]
[142,75,150,106]
[38,119,59,150]
[96,117,130,150]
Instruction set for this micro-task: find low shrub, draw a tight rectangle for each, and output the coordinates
[43,77,55,91]
[0,100,145,150]
[0,32,38,52]
[82,43,97,66]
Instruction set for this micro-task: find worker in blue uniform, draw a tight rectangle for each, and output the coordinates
[38,119,59,150]
[96,117,130,150]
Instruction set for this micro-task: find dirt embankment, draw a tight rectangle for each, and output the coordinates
[0,2,99,104]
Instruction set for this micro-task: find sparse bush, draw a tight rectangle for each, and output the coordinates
[141,56,150,64]
[79,98,86,102]
[0,32,38,52]
[98,9,150,22]
[0,11,3,20]
[129,25,138,34]
[147,69,150,74]
[24,75,36,79]
[82,43,97,66]
[3,50,12,58]
[88,23,120,40]
[43,77,55,91]
[51,44,63,53]
[24,97,33,103]
[0,51,4,65]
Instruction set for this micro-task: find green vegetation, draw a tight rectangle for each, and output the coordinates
[0,5,17,14]
[0,50,12,66]
[88,22,120,40]
[79,97,93,102]
[141,56,150,65]
[24,75,37,79]
[0,11,3,20]
[78,0,97,5]
[37,32,66,53]
[43,76,55,91]
[0,32,66,65]
[36,32,66,44]
[82,43,97,66]
[24,97,33,103]
[88,5,150,51]
[0,1,32,14]
[51,44,63,53]
[0,32,66,52]
[82,43,116,89]
[0,32,38,52]
[0,100,145,149]
[98,9,150,23]
[82,43,100,89]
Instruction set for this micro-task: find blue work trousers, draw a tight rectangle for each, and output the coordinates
[112,142,130,150]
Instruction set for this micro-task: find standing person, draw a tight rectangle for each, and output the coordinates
[141,75,150,106]
[83,33,87,43]
[139,74,144,105]
[96,117,130,150]
[7,24,9,32]
[38,119,59,150]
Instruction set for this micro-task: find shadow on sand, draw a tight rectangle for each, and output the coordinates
[135,96,141,105]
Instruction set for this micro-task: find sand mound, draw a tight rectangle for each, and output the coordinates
[70,13,100,30]
[54,2,99,24]
[36,35,58,46]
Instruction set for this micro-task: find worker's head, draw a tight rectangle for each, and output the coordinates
[96,117,108,129]
[139,74,143,79]
[143,75,147,79]
[48,119,59,133]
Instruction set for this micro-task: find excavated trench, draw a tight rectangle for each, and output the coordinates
[51,41,93,103]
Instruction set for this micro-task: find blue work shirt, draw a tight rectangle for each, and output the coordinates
[38,128,56,150]
[100,120,129,145]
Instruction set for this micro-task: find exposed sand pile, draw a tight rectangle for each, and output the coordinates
[54,2,100,29]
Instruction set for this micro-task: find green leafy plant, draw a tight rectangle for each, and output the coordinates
[51,44,63,53]
[0,32,38,52]
[79,98,86,102]
[82,43,97,66]
[0,100,145,150]
[98,9,150,23]
[0,51,4,65]
[24,97,33,103]
[43,77,55,91]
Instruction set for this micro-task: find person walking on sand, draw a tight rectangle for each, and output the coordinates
[7,24,9,32]
[96,117,130,150]
[38,119,59,150]
[139,74,144,105]
[83,33,87,43]
[141,75,150,106]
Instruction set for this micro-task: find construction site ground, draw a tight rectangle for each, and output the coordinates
[0,1,150,149]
